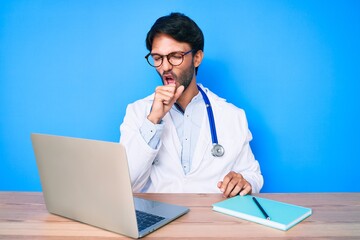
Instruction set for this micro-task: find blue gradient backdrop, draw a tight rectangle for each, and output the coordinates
[1,1,359,192]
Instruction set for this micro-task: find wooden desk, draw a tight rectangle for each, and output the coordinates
[0,192,359,239]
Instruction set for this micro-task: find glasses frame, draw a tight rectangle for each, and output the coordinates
[145,49,194,67]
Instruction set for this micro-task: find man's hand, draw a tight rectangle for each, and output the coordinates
[217,171,252,198]
[147,84,185,124]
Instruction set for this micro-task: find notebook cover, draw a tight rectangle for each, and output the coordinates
[212,195,312,231]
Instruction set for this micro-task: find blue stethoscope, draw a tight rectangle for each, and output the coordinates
[197,85,225,157]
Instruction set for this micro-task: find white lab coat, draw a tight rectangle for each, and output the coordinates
[120,86,263,193]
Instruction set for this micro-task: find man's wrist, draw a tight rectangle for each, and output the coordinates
[147,114,162,124]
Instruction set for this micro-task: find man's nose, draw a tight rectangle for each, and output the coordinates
[161,57,173,71]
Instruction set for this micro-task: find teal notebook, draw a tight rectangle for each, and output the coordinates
[212,195,312,231]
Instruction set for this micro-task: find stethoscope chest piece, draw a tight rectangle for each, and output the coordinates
[211,144,225,157]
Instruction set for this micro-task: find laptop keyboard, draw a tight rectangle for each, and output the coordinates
[136,210,165,232]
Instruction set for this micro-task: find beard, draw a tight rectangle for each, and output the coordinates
[159,62,195,91]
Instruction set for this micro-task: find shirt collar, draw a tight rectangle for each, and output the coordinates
[172,91,203,114]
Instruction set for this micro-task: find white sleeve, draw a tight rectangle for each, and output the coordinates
[237,129,264,193]
[226,107,263,193]
[119,102,162,192]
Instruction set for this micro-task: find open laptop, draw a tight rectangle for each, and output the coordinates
[31,133,189,238]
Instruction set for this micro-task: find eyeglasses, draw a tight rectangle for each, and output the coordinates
[145,49,194,67]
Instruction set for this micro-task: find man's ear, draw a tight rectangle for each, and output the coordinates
[193,50,204,68]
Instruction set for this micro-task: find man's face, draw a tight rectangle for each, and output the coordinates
[151,34,195,90]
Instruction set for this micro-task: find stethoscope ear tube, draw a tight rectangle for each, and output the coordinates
[197,85,224,157]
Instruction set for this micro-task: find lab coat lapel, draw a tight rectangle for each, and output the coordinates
[190,106,212,173]
[190,88,224,174]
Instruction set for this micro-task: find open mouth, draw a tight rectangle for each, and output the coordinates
[163,74,176,85]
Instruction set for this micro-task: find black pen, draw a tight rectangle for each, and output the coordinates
[252,196,270,220]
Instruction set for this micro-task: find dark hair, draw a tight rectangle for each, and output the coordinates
[146,12,204,74]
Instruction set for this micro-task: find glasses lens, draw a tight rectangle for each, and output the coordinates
[168,53,184,66]
[147,54,162,67]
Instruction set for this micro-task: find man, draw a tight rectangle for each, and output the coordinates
[120,12,263,198]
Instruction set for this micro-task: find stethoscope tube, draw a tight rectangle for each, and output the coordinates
[197,85,225,157]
